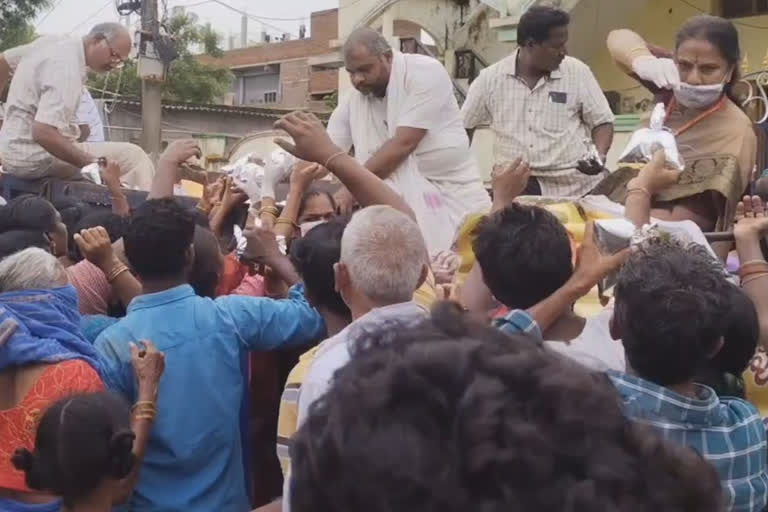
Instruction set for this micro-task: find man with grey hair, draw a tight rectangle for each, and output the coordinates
[327,27,490,255]
[0,247,68,293]
[0,23,155,189]
[280,204,429,512]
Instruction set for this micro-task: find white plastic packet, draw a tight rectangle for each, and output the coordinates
[81,162,103,185]
[617,103,684,170]
[221,153,265,203]
[262,149,296,200]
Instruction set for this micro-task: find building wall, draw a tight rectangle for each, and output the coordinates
[234,69,281,105]
[280,59,311,108]
[201,8,339,109]
[106,104,277,159]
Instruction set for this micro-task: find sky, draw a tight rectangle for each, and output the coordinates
[35,0,339,46]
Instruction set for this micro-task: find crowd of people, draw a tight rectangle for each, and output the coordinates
[1,4,768,512]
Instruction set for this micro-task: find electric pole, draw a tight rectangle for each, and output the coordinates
[139,0,163,162]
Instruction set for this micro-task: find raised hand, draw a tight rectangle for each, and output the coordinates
[273,111,342,165]
[570,221,631,295]
[735,195,768,240]
[160,140,202,165]
[634,150,681,195]
[74,226,116,272]
[492,157,530,209]
[130,340,165,397]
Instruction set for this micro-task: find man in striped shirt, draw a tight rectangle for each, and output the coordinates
[461,5,614,197]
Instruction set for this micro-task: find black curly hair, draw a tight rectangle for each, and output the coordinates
[614,239,733,387]
[69,209,129,263]
[124,198,195,280]
[12,392,135,507]
[472,204,573,309]
[290,302,722,512]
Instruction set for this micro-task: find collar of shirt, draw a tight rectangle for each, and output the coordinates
[314,301,425,360]
[127,284,196,313]
[500,48,563,81]
[76,38,87,82]
[607,370,720,425]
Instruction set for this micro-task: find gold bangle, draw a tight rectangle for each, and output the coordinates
[739,262,768,278]
[626,186,651,199]
[742,273,768,287]
[258,206,279,217]
[324,151,347,169]
[740,259,768,267]
[107,264,129,283]
[275,218,299,230]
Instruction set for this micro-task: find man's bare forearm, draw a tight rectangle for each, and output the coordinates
[591,123,614,159]
[32,122,94,168]
[362,137,419,180]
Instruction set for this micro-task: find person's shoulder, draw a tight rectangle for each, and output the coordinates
[723,99,756,133]
[718,394,764,425]
[560,55,593,75]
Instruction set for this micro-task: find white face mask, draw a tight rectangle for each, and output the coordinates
[300,220,327,237]
[674,82,725,110]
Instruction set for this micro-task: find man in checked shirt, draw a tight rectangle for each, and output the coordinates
[462,5,615,197]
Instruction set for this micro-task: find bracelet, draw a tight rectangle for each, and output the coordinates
[131,401,156,411]
[134,412,156,422]
[275,218,299,230]
[740,259,768,267]
[741,272,768,287]
[739,262,768,278]
[324,151,347,169]
[626,186,651,199]
[258,206,279,218]
[107,264,130,283]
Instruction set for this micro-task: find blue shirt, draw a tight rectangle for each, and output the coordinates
[95,284,325,512]
[609,371,768,512]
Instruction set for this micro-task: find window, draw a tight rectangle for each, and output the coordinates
[721,0,768,18]
[264,91,278,103]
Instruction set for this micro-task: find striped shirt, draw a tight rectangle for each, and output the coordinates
[276,273,438,478]
[461,50,614,196]
[609,371,768,511]
[0,35,86,173]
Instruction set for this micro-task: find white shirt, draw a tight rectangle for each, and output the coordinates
[0,35,87,172]
[76,89,105,142]
[282,301,426,512]
[545,308,625,372]
[328,54,482,187]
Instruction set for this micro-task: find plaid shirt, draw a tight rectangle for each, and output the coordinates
[491,307,543,342]
[609,371,768,512]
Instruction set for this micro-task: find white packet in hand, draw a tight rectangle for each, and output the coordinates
[617,103,685,170]
[81,163,103,185]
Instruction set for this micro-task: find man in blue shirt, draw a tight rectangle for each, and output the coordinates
[95,198,325,512]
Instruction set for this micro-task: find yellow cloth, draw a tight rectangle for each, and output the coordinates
[743,348,768,420]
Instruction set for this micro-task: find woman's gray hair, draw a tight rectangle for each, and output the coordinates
[340,206,427,305]
[88,22,128,43]
[0,248,67,293]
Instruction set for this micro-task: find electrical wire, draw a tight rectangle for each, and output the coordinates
[36,0,66,27]
[69,0,115,34]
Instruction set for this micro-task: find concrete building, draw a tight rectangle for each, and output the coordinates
[199,8,339,110]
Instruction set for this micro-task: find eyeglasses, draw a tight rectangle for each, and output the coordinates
[104,39,126,64]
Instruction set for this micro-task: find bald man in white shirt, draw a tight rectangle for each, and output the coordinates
[0,24,154,190]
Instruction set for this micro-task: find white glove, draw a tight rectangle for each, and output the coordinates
[631,56,680,90]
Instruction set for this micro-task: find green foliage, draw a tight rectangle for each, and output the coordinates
[0,0,48,43]
[324,90,338,110]
[87,12,233,104]
[0,22,37,53]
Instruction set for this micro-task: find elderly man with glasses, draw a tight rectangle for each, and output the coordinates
[0,23,155,190]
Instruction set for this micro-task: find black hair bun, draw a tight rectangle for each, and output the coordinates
[10,448,34,471]
[108,430,136,479]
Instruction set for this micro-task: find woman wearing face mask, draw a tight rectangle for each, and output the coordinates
[273,162,337,240]
[607,15,756,233]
